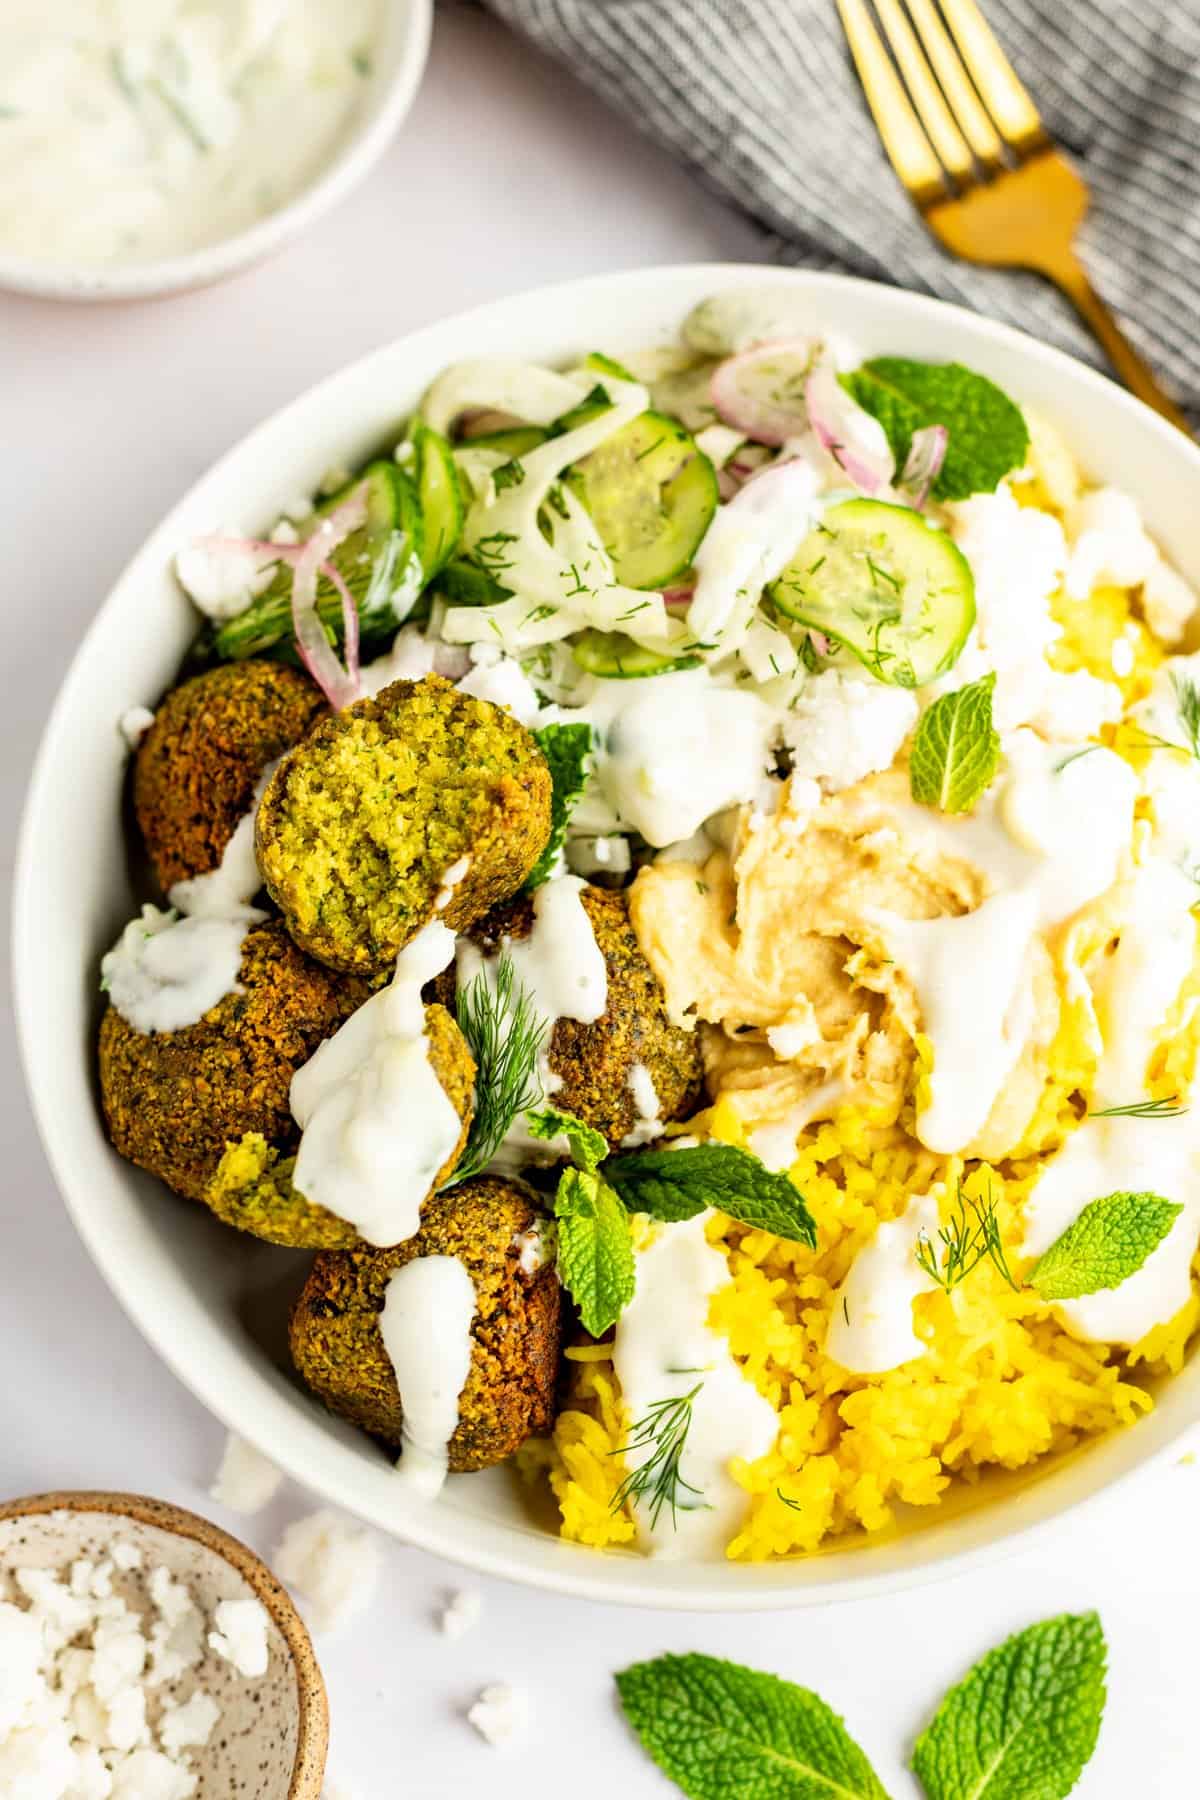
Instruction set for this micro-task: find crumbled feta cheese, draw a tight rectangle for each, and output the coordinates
[781,669,918,791]
[467,1682,529,1748]
[1025,667,1123,742]
[109,1749,196,1799]
[0,1602,44,1735]
[272,1512,380,1637]
[118,707,155,751]
[111,1545,142,1574]
[207,1600,269,1679]
[1065,486,1156,599]
[766,1019,818,1061]
[457,654,542,724]
[269,518,300,546]
[157,1692,219,1756]
[175,536,276,622]
[438,1590,482,1640]
[1142,558,1198,646]
[210,1433,284,1516]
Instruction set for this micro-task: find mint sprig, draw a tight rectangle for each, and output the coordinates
[605,1144,817,1247]
[1029,1191,1183,1301]
[525,1104,607,1173]
[912,1612,1107,1800]
[841,359,1029,501]
[525,722,594,890]
[553,1167,635,1337]
[615,1652,889,1800]
[910,674,1000,814]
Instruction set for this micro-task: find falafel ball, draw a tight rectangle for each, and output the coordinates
[134,659,326,893]
[99,918,371,1207]
[255,675,553,974]
[453,883,704,1148]
[204,1001,475,1248]
[289,1178,562,1471]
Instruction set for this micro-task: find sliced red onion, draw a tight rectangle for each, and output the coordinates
[716,467,740,503]
[289,490,367,710]
[710,339,819,446]
[663,584,695,608]
[899,424,949,511]
[804,354,895,496]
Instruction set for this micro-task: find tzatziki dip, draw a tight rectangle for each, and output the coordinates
[0,0,380,267]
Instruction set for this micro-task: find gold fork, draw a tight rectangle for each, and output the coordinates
[837,0,1192,434]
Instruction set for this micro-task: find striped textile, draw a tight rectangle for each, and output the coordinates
[483,0,1200,414]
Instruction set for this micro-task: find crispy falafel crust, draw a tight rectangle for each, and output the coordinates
[289,1178,562,1472]
[134,659,326,892]
[98,919,369,1204]
[203,1002,475,1248]
[460,884,704,1148]
[255,675,553,974]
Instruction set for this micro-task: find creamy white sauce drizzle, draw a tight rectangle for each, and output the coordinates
[101,902,261,1034]
[611,1213,778,1559]
[290,922,463,1247]
[381,1255,477,1500]
[1,1,380,267]
[167,762,275,918]
[874,731,1137,1154]
[825,1193,940,1374]
[748,1079,844,1173]
[433,856,471,913]
[621,1062,663,1148]
[118,704,155,750]
[687,461,820,647]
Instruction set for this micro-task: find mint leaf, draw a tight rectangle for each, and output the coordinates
[616,1652,888,1800]
[841,359,1029,501]
[525,1105,608,1174]
[910,674,999,813]
[912,1612,1106,1800]
[1028,1191,1182,1301]
[554,1167,635,1335]
[526,722,594,890]
[605,1144,816,1247]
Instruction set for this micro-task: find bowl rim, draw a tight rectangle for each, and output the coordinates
[15,261,1200,1611]
[0,1489,329,1796]
[0,0,433,303]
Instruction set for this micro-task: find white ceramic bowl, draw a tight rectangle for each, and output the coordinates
[0,0,431,303]
[16,265,1200,1610]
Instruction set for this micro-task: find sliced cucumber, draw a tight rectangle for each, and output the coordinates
[460,425,548,457]
[766,498,974,689]
[571,629,702,679]
[411,423,463,579]
[213,461,422,662]
[564,412,718,591]
[584,350,638,385]
[438,559,512,607]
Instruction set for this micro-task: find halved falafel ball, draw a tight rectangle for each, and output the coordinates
[98,918,370,1207]
[255,675,553,974]
[453,883,704,1149]
[204,1000,475,1248]
[134,659,326,893]
[289,1178,562,1471]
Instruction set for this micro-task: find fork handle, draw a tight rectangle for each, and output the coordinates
[1044,251,1193,436]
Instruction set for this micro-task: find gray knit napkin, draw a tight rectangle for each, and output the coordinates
[484,0,1200,413]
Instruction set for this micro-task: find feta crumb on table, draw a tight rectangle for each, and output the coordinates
[210,1433,284,1516]
[437,1589,482,1640]
[272,1510,380,1637]
[467,1682,529,1748]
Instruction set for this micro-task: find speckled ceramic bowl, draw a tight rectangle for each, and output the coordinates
[0,1491,328,1799]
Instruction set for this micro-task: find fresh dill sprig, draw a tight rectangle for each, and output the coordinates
[1092,1096,1187,1120]
[776,1488,804,1513]
[1172,670,1200,759]
[1054,744,1100,775]
[610,1383,710,1530]
[443,953,545,1186]
[915,1186,1018,1294]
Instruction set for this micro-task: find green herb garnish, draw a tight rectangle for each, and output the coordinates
[525,1105,607,1172]
[1028,1191,1183,1301]
[841,358,1029,501]
[912,1612,1107,1799]
[525,722,594,890]
[445,954,545,1186]
[916,1185,1017,1294]
[1091,1096,1186,1119]
[611,1384,708,1530]
[492,457,525,492]
[909,673,1000,814]
[1171,670,1200,759]
[604,1144,816,1246]
[553,1167,636,1337]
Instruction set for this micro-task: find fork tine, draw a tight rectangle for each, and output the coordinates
[871,0,973,183]
[837,0,947,206]
[936,0,1047,152]
[903,0,1006,168]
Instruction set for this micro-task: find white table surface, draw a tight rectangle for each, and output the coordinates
[3,7,1198,1795]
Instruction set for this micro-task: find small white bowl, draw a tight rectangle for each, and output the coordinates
[0,0,431,303]
[15,264,1200,1610]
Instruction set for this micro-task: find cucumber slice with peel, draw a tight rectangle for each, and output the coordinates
[571,629,702,679]
[411,422,463,579]
[565,411,718,591]
[766,498,974,689]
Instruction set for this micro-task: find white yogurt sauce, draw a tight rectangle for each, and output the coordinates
[381,1255,477,1499]
[621,1062,663,1149]
[611,1213,778,1559]
[167,763,275,918]
[101,901,261,1034]
[687,460,821,647]
[290,922,463,1247]
[0,1,380,267]
[118,704,156,750]
[874,731,1137,1154]
[825,1193,940,1374]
